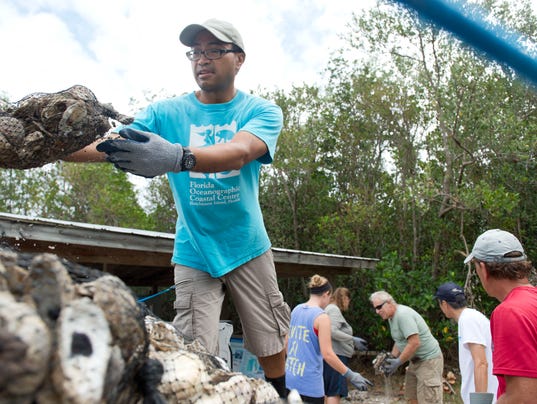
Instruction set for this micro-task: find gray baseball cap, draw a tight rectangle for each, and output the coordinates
[179,19,245,53]
[464,229,526,264]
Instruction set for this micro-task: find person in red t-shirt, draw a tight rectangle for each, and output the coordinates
[465,229,537,403]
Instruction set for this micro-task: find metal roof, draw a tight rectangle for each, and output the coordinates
[0,212,378,287]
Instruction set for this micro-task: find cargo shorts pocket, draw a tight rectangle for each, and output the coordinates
[422,376,442,403]
[173,292,192,310]
[268,291,290,336]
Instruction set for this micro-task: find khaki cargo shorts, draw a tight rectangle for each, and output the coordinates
[404,353,444,403]
[172,249,290,357]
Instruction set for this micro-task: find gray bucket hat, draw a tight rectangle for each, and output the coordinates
[464,229,526,264]
[179,19,245,53]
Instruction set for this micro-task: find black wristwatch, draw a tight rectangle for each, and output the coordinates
[181,147,196,171]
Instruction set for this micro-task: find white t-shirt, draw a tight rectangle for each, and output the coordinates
[458,308,498,404]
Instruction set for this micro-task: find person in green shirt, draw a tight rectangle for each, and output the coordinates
[370,290,444,404]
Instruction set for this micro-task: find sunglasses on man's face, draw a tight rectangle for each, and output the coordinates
[374,301,388,311]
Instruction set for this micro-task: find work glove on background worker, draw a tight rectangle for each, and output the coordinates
[352,336,368,351]
[343,369,373,391]
[383,357,402,376]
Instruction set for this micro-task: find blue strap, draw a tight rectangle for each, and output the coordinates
[394,0,537,86]
[138,285,175,302]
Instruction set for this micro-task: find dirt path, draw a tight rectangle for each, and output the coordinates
[341,373,463,403]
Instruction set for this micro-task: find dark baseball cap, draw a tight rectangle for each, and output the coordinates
[435,282,465,302]
[179,19,245,53]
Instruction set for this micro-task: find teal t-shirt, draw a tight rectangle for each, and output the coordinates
[389,304,441,360]
[127,90,283,277]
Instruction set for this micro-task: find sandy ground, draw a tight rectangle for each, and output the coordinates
[340,362,463,404]
[342,378,462,403]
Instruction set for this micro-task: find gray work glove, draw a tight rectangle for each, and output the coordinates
[96,128,184,178]
[343,369,373,391]
[383,357,402,376]
[352,336,368,351]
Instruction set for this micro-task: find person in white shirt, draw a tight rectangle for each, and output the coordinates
[435,282,498,404]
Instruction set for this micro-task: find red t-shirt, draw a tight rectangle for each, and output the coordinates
[490,285,537,397]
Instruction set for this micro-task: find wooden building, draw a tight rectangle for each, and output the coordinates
[0,212,378,289]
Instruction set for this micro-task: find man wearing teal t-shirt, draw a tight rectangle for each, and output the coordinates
[66,19,291,397]
[370,290,444,403]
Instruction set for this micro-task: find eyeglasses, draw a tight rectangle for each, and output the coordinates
[374,301,388,311]
[186,49,240,61]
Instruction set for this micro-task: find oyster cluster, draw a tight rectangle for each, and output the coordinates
[372,351,395,376]
[0,249,280,403]
[0,85,132,169]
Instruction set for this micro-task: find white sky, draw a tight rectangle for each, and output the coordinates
[1,0,535,115]
[1,0,534,201]
[0,0,376,114]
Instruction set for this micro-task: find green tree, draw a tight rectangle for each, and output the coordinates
[337,0,537,275]
[0,162,151,229]
[0,167,57,215]
[284,0,537,355]
[144,176,176,233]
[260,86,337,251]
[58,162,151,228]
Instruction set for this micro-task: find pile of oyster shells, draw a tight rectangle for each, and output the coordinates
[0,249,280,403]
